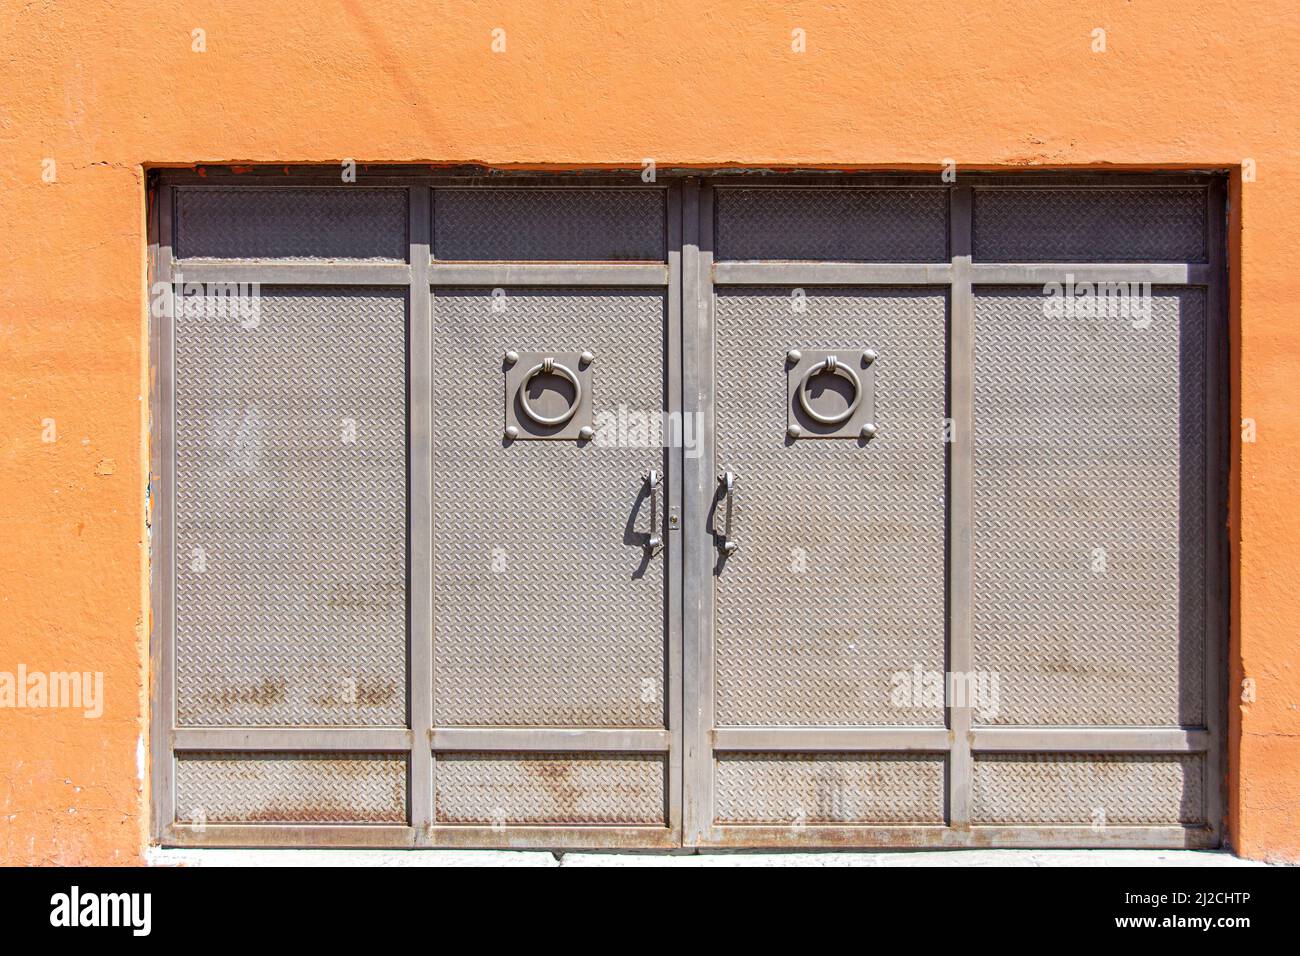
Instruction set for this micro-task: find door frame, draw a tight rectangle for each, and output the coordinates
[149,167,1228,850]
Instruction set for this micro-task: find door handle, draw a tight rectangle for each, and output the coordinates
[717,471,738,556]
[644,469,663,554]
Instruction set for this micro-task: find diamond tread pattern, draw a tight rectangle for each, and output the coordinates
[714,187,948,262]
[713,288,948,726]
[714,753,946,824]
[174,752,408,824]
[174,288,407,727]
[430,288,667,726]
[971,753,1205,825]
[972,187,1207,262]
[971,288,1205,726]
[434,753,667,824]
[432,188,665,260]
[174,187,408,260]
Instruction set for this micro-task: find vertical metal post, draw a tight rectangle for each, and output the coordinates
[681,179,716,844]
[408,186,434,833]
[666,182,685,839]
[1203,176,1228,842]
[947,185,975,828]
[150,181,177,841]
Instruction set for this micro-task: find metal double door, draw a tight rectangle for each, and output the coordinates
[420,185,952,848]
[157,173,1222,849]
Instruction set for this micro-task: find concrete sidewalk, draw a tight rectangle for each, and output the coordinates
[148,848,1269,867]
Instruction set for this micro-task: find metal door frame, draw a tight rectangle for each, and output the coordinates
[681,172,1229,849]
[150,167,1228,850]
[149,169,684,848]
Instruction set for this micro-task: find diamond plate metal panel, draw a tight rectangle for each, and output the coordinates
[714,188,949,262]
[972,288,1205,726]
[713,288,948,726]
[431,289,666,726]
[174,187,408,260]
[972,188,1207,262]
[434,753,667,824]
[175,753,408,824]
[714,753,946,824]
[174,288,407,726]
[971,754,1205,826]
[432,188,665,260]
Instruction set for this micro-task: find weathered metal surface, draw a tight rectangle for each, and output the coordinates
[714,753,946,824]
[174,752,408,824]
[174,186,408,260]
[173,288,408,727]
[433,753,668,825]
[970,754,1206,826]
[714,187,948,262]
[711,288,948,726]
[971,288,1206,726]
[972,187,1207,262]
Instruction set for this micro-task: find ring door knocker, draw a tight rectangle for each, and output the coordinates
[503,349,594,441]
[786,348,878,440]
[797,354,863,425]
[519,356,582,428]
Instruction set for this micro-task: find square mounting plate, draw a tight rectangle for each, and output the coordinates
[785,348,878,440]
[503,350,594,441]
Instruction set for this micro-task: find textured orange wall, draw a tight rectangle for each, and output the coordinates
[0,0,1296,864]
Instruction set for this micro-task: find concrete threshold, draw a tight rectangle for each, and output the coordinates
[147,847,1266,868]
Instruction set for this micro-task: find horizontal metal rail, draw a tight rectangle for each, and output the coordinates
[174,260,411,285]
[712,261,1209,285]
[430,728,671,752]
[712,727,951,752]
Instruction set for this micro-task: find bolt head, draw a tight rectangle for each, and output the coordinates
[580,350,595,365]
[862,349,878,365]
[860,422,877,440]
[504,350,519,365]
[504,425,519,440]
[787,424,803,439]
[578,425,595,440]
[786,349,802,364]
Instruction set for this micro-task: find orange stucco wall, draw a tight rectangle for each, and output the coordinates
[0,0,1296,864]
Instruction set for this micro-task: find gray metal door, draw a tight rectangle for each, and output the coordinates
[682,178,1225,849]
[152,171,1223,850]
[154,178,682,848]
[425,186,680,845]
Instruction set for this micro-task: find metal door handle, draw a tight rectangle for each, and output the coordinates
[718,471,737,556]
[797,355,863,426]
[644,469,662,554]
[518,357,582,427]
